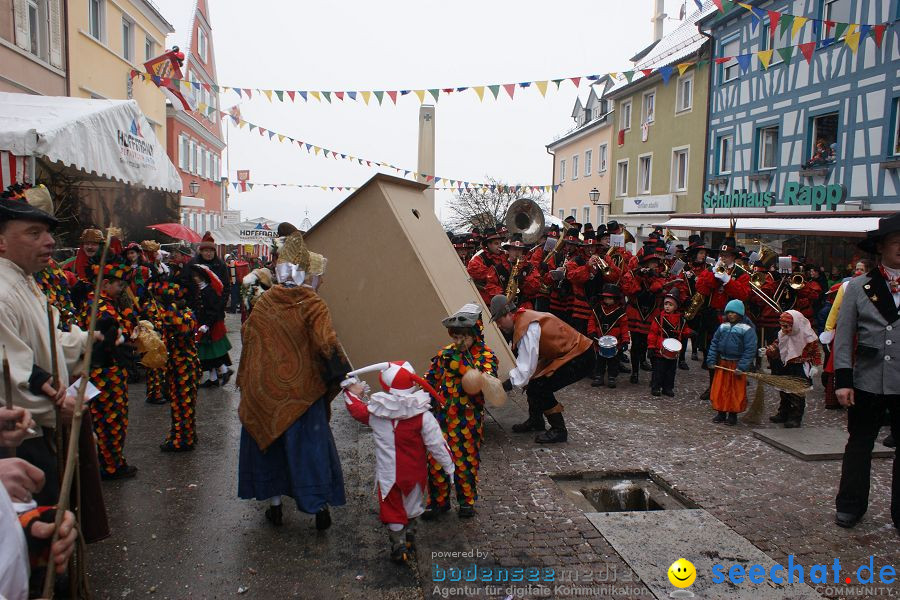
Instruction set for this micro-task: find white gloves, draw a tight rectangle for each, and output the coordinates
[714,272,731,284]
[807,366,819,379]
[549,268,565,281]
[544,237,557,252]
[198,325,209,334]
[758,347,767,358]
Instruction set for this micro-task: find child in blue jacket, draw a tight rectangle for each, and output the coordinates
[706,299,757,426]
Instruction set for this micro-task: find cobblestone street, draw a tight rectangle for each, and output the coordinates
[89,316,899,599]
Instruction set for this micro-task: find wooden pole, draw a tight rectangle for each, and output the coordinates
[3,346,15,458]
[42,232,112,598]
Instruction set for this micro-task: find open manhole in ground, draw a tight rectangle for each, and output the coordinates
[551,470,697,513]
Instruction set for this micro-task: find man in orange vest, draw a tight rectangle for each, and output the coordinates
[491,295,595,443]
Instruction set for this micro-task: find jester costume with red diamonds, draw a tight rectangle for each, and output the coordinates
[425,303,498,513]
[151,281,201,450]
[78,261,138,478]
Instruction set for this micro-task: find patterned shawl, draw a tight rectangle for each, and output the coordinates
[237,285,349,450]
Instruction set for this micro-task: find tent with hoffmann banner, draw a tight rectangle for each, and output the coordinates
[0,92,182,244]
[209,217,280,257]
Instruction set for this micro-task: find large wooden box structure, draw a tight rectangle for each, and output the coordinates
[304,174,515,382]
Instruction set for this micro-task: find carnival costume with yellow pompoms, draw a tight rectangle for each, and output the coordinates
[425,303,498,516]
[78,260,139,479]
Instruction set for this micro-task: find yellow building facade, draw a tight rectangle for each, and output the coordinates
[68,0,173,144]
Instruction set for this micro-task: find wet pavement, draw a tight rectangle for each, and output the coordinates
[88,316,422,600]
[88,314,900,599]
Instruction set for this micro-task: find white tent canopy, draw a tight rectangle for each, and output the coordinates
[0,92,181,193]
[209,217,280,246]
[656,217,881,237]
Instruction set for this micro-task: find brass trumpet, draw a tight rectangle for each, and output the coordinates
[589,254,611,276]
[789,273,806,290]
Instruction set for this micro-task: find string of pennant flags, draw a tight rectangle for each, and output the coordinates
[130,12,889,107]
[210,108,559,192]
[228,180,558,195]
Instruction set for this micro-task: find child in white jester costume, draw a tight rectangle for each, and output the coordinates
[342,361,455,563]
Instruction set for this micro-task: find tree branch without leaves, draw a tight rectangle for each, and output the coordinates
[443,177,549,232]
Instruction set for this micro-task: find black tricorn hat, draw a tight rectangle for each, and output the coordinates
[0,185,58,230]
[858,213,900,254]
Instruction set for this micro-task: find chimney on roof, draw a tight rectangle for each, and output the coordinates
[651,0,666,42]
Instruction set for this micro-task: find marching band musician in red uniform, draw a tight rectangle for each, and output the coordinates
[647,289,692,397]
[749,261,781,349]
[503,234,542,310]
[546,225,582,323]
[695,234,750,400]
[605,220,637,271]
[564,231,594,335]
[588,284,630,389]
[530,225,560,313]
[622,243,668,384]
[466,227,509,307]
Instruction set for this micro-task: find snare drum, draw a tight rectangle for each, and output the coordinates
[597,335,618,358]
[661,338,682,360]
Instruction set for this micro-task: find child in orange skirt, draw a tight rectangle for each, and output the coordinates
[706,299,757,426]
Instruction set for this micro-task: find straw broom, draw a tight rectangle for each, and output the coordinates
[42,232,112,598]
[714,365,812,395]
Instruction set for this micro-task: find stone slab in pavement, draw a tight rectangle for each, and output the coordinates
[585,509,823,600]
[753,427,894,461]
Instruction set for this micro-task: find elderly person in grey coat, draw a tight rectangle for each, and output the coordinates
[834,213,900,530]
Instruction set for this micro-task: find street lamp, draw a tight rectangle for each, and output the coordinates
[189,180,200,196]
[588,187,601,205]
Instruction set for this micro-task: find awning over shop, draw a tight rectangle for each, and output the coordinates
[209,217,280,245]
[0,92,181,192]
[655,216,882,237]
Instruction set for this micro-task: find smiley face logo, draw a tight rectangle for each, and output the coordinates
[667,558,696,588]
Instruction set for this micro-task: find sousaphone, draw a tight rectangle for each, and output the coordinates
[505,198,546,245]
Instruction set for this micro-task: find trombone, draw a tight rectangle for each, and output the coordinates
[730,261,783,313]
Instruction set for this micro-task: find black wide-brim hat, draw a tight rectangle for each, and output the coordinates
[0,197,58,230]
[858,213,900,254]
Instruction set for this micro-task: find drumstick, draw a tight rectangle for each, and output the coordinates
[3,346,15,458]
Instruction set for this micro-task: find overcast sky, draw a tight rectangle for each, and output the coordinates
[152,0,693,228]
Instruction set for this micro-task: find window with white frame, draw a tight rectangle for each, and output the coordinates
[121,17,133,61]
[178,135,188,170]
[190,140,197,174]
[638,154,652,194]
[620,100,632,131]
[721,38,740,82]
[595,205,605,225]
[616,160,629,196]
[572,155,579,180]
[823,0,852,32]
[88,0,104,41]
[558,209,565,220]
[585,149,592,176]
[760,21,787,63]
[559,159,566,183]
[642,90,656,124]
[583,206,591,224]
[570,208,577,219]
[892,98,900,156]
[199,147,207,179]
[676,73,693,112]
[145,35,155,61]
[757,126,779,170]
[24,0,41,56]
[810,112,839,153]
[197,27,208,62]
[718,135,734,174]
[672,148,689,192]
[598,144,608,173]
